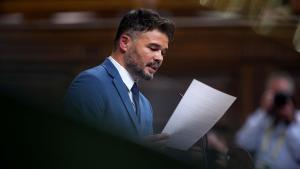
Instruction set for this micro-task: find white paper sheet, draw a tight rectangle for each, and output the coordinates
[162,79,236,150]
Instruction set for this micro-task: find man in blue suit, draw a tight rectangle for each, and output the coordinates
[64,9,175,145]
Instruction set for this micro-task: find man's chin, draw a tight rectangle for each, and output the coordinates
[143,75,153,81]
[142,72,154,81]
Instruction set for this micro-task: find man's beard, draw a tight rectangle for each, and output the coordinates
[124,49,155,81]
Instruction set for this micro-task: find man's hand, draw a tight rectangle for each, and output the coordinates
[143,133,169,149]
[260,89,275,112]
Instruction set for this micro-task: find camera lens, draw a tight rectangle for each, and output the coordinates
[273,92,290,107]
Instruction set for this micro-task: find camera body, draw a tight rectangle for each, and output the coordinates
[269,92,295,124]
[273,92,292,108]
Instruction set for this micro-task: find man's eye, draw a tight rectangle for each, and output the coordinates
[149,47,159,51]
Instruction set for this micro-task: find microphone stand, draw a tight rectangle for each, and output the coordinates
[201,134,208,169]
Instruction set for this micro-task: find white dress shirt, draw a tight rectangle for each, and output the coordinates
[108,56,136,109]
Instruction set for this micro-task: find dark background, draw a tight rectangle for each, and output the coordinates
[1,0,300,161]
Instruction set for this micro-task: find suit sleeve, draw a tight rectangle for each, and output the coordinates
[64,71,106,129]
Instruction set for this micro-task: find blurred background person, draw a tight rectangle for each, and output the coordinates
[235,72,300,169]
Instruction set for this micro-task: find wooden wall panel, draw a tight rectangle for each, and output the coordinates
[1,24,300,142]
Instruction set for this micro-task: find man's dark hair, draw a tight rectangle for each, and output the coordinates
[113,8,175,50]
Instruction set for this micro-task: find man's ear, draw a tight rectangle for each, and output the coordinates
[119,34,131,52]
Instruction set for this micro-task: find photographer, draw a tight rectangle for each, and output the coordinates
[235,72,300,169]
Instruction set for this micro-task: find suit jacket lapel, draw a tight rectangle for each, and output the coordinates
[102,58,140,134]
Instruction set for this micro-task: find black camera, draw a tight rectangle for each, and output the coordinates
[270,92,296,124]
[273,92,293,108]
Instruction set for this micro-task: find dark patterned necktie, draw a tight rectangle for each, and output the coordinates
[131,83,140,117]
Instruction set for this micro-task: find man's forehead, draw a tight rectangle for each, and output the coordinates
[138,30,169,46]
[270,78,291,91]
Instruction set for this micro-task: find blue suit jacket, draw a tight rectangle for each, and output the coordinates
[64,58,153,141]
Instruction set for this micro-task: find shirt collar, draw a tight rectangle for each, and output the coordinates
[108,56,135,91]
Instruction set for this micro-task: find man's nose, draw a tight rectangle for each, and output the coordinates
[154,51,163,62]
